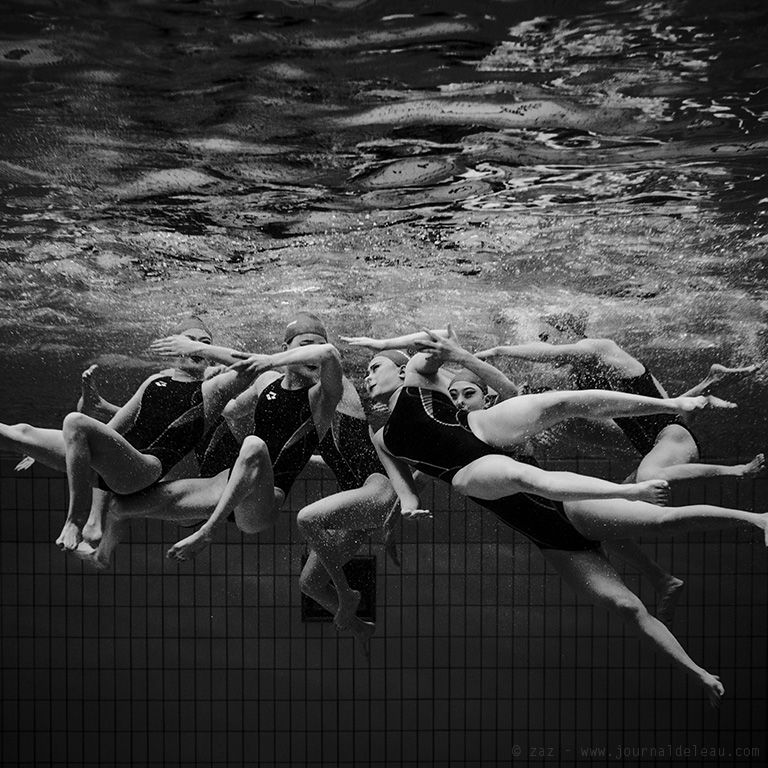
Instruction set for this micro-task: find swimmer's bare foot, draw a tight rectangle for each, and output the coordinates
[706,363,760,387]
[675,395,737,413]
[82,518,103,546]
[756,512,768,547]
[335,589,361,630]
[77,364,117,422]
[656,577,685,629]
[700,673,724,709]
[56,520,83,551]
[70,541,110,570]
[632,479,670,505]
[349,619,376,660]
[166,528,213,562]
[737,453,765,477]
[78,365,100,415]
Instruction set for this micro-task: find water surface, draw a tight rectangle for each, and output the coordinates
[1,0,767,453]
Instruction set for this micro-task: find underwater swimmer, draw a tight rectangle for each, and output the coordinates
[82,312,345,570]
[362,340,768,709]
[0,316,231,550]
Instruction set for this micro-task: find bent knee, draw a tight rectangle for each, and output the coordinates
[607,594,646,622]
[239,435,269,464]
[62,411,90,435]
[296,506,319,530]
[367,473,396,499]
[222,398,243,422]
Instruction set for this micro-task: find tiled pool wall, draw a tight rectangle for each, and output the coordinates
[1,454,766,767]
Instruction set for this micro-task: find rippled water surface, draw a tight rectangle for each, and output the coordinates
[1,0,767,452]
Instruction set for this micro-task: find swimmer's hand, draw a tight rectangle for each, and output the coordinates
[339,336,386,351]
[14,455,35,471]
[229,353,274,379]
[150,335,204,358]
[413,324,466,363]
[204,364,228,380]
[401,508,432,520]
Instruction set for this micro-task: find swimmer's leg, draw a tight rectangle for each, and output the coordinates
[543,549,723,708]
[680,363,760,398]
[451,454,670,505]
[76,474,227,569]
[299,540,375,658]
[77,365,120,422]
[636,425,763,483]
[564,498,768,545]
[59,412,162,550]
[603,540,684,628]
[297,474,395,630]
[470,389,734,447]
[0,423,66,472]
[167,436,282,562]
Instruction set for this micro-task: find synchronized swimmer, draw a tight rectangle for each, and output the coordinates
[3,311,765,705]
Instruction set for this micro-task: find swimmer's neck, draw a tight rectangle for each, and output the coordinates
[281,369,315,390]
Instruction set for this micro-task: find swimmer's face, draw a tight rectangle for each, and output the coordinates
[538,323,573,345]
[448,381,488,412]
[365,356,405,402]
[283,333,327,380]
[177,328,213,372]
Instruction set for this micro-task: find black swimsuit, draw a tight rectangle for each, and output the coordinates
[197,376,320,496]
[573,366,696,455]
[382,387,600,551]
[99,376,205,493]
[318,410,386,492]
[123,376,206,475]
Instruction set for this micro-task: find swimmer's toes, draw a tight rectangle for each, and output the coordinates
[706,395,737,409]
[55,524,82,552]
[166,544,186,561]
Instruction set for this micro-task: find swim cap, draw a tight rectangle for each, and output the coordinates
[173,315,213,338]
[540,311,587,338]
[372,350,410,367]
[284,312,328,343]
[447,368,488,393]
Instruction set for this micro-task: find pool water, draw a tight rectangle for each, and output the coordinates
[0,0,766,451]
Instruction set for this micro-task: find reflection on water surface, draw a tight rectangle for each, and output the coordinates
[0,0,766,450]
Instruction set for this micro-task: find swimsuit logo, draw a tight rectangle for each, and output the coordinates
[156,381,168,387]
[266,392,277,400]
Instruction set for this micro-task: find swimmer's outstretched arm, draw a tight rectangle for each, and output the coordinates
[340,330,449,352]
[229,342,342,380]
[476,338,605,364]
[150,335,246,365]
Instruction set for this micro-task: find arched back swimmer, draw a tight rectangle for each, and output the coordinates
[355,331,767,707]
